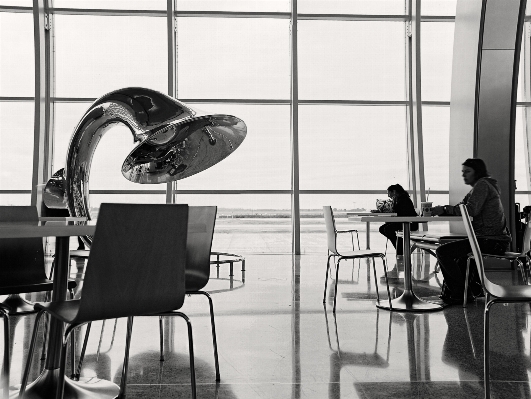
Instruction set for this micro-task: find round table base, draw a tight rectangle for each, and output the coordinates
[2,294,36,314]
[14,369,119,399]
[377,290,442,312]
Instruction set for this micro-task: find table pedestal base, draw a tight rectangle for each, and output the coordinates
[377,290,442,312]
[14,369,119,399]
[2,294,35,314]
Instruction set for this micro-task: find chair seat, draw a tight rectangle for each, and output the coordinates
[335,250,384,258]
[0,278,76,295]
[485,280,531,301]
[336,229,358,233]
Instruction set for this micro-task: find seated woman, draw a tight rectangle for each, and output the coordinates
[431,158,511,305]
[378,184,419,262]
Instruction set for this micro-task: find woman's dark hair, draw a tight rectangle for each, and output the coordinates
[462,158,489,179]
[387,184,408,195]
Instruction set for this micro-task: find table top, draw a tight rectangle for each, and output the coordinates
[360,215,464,223]
[0,223,96,239]
[347,212,397,217]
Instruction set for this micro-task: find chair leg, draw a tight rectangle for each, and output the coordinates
[379,255,392,309]
[1,310,9,399]
[323,255,332,304]
[355,231,360,250]
[371,257,380,305]
[55,325,77,399]
[463,257,471,308]
[171,312,197,399]
[73,322,92,381]
[189,291,220,382]
[333,258,341,313]
[118,317,134,399]
[159,316,164,361]
[484,298,494,399]
[19,310,45,398]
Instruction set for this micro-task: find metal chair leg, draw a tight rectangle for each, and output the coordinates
[1,310,9,399]
[371,257,380,305]
[323,255,332,304]
[19,310,45,398]
[380,255,392,309]
[484,297,493,399]
[463,257,471,308]
[196,291,220,381]
[333,258,341,313]
[73,322,92,380]
[118,317,134,399]
[172,313,196,399]
[159,316,164,361]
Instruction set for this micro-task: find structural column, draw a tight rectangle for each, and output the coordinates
[449,0,526,244]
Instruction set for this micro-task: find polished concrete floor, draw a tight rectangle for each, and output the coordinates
[3,246,531,398]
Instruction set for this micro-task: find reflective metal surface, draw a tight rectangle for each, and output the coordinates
[43,87,247,228]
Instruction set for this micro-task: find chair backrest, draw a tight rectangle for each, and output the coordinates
[520,219,531,255]
[323,206,339,254]
[74,203,189,323]
[185,206,217,291]
[0,206,48,287]
[459,204,488,288]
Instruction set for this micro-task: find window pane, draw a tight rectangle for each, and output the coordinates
[421,0,456,16]
[0,102,34,190]
[53,1,165,10]
[0,12,34,97]
[54,15,167,98]
[177,0,290,12]
[0,1,32,6]
[515,107,527,190]
[177,18,290,100]
[298,21,406,101]
[298,0,405,15]
[299,106,408,190]
[176,193,292,254]
[422,106,449,190]
[0,194,31,206]
[178,104,291,190]
[421,22,454,102]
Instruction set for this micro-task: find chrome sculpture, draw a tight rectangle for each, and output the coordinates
[44,87,246,244]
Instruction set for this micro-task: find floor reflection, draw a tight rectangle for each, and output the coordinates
[2,252,531,398]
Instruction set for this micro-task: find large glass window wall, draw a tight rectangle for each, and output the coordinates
[1,1,530,254]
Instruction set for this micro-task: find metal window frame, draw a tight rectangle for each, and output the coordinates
[5,2,486,254]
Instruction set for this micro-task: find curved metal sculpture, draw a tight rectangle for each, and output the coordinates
[44,87,247,244]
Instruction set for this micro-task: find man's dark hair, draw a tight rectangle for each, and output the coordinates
[462,158,489,179]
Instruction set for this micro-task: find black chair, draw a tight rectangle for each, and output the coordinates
[0,206,77,394]
[160,206,219,379]
[19,203,193,399]
[75,206,220,384]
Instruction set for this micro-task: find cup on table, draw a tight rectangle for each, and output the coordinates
[421,201,433,216]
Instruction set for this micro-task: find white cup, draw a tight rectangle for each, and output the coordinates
[421,201,433,217]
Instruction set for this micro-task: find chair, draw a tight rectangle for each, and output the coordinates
[19,203,194,399]
[463,214,531,307]
[323,206,360,251]
[0,206,77,393]
[159,206,220,380]
[322,206,392,312]
[74,206,221,385]
[460,204,531,399]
